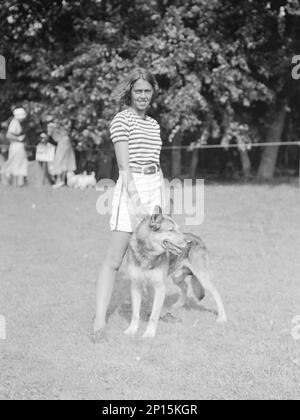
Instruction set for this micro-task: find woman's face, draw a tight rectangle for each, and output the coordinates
[130,79,153,113]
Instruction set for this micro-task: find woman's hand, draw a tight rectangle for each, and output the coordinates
[133,200,148,222]
[17,134,25,142]
[129,194,148,224]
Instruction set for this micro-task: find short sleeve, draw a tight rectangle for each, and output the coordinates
[110,113,129,144]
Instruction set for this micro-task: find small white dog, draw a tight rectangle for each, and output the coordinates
[67,171,96,190]
[66,171,79,188]
[78,172,97,189]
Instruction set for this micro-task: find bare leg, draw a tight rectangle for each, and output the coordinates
[124,281,142,335]
[17,175,24,187]
[53,173,64,188]
[143,281,166,338]
[93,231,131,334]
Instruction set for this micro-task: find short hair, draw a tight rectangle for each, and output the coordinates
[113,67,158,106]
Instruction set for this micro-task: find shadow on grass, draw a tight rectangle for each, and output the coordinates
[110,293,218,326]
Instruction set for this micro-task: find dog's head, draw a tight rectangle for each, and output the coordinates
[136,206,188,256]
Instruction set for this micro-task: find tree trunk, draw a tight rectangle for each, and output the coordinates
[171,134,182,178]
[189,148,199,178]
[239,149,251,179]
[257,103,288,181]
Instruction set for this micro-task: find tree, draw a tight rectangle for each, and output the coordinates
[1,0,300,179]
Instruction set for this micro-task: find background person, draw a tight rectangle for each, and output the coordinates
[0,145,7,183]
[34,132,56,186]
[47,119,76,188]
[2,107,28,187]
[93,67,165,341]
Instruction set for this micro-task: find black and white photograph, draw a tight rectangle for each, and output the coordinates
[0,0,300,401]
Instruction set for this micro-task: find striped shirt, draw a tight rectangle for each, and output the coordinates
[110,109,162,168]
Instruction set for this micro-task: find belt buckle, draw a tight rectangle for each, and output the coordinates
[142,164,157,175]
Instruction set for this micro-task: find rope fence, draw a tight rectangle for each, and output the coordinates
[19,140,300,186]
[161,141,300,149]
[23,140,300,150]
[162,141,300,187]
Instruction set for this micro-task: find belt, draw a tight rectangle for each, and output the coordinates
[130,163,160,175]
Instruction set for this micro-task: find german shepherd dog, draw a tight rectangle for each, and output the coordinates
[125,206,227,338]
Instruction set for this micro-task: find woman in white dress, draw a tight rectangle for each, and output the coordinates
[2,108,28,187]
[47,120,77,188]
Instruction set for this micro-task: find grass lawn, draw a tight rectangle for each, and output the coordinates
[0,183,300,400]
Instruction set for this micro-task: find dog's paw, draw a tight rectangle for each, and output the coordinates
[171,301,185,310]
[217,315,227,324]
[124,325,138,335]
[142,328,156,339]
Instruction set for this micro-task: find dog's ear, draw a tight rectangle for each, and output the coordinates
[149,206,163,231]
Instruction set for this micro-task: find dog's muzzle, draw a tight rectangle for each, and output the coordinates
[162,240,186,255]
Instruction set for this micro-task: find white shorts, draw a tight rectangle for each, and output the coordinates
[110,171,165,233]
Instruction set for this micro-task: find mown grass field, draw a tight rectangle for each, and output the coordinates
[0,183,300,400]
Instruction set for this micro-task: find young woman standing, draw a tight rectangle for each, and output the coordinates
[93,68,165,340]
